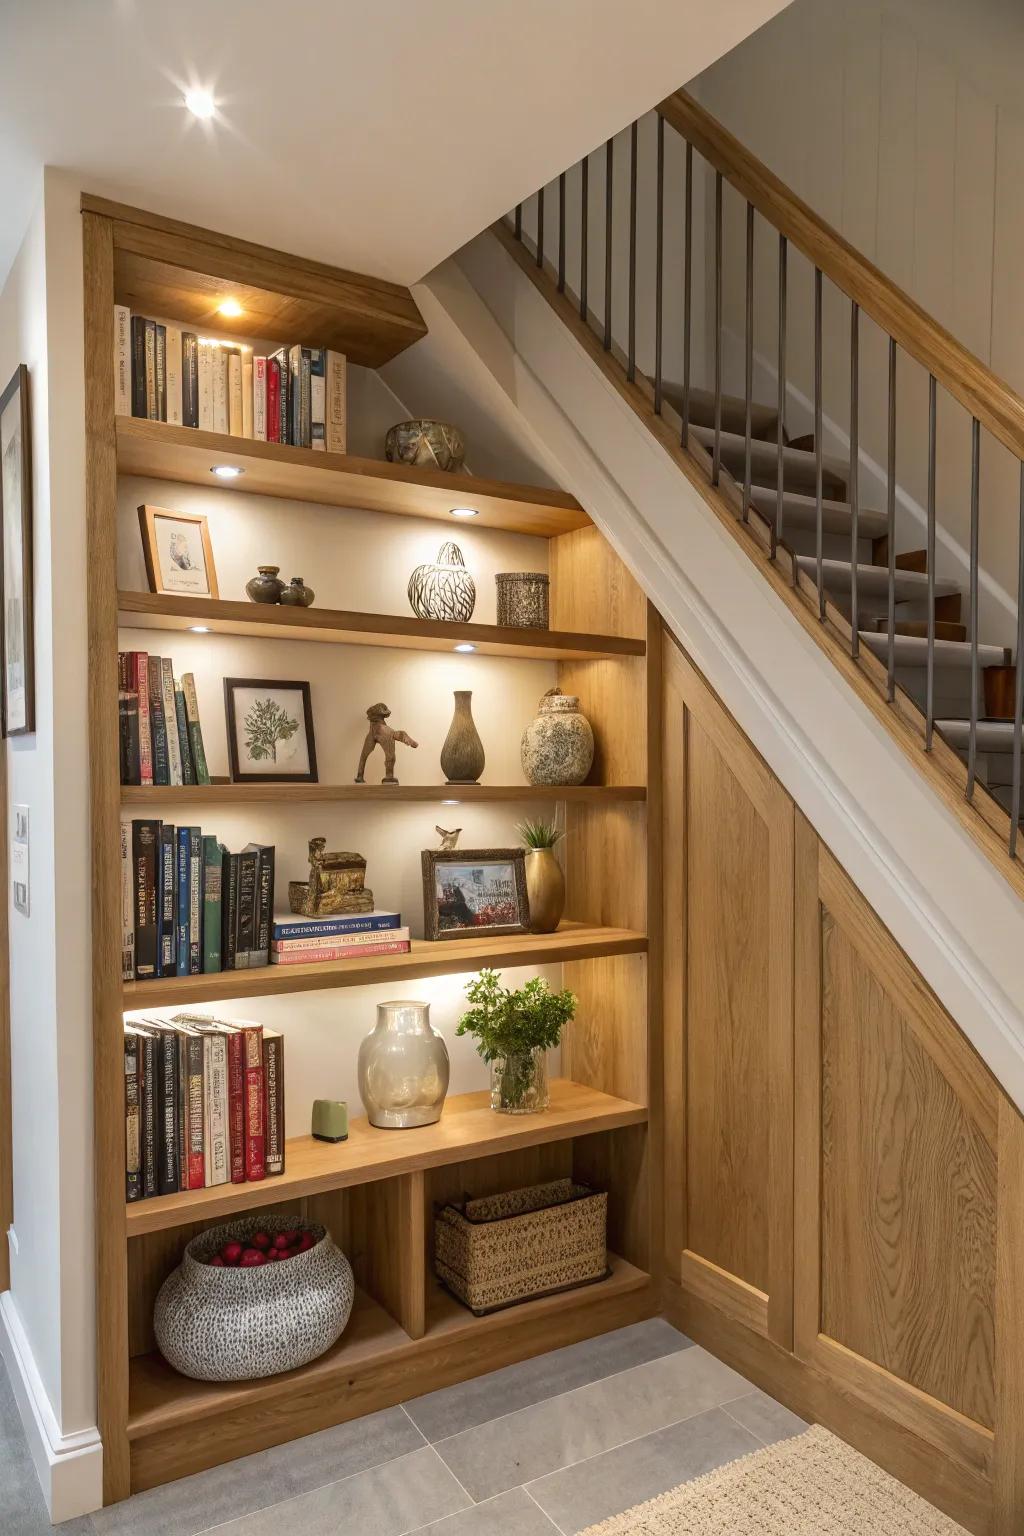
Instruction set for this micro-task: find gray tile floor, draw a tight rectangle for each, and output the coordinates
[3,1319,808,1534]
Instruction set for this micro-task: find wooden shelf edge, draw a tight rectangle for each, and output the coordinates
[127,1253,651,1440]
[125,1080,649,1235]
[120,783,648,806]
[121,925,648,1007]
[117,592,645,661]
[116,418,589,537]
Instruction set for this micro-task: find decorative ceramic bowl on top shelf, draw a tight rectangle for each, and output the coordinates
[385,419,466,473]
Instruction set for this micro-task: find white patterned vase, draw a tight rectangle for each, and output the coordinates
[407,541,476,622]
[153,1214,354,1382]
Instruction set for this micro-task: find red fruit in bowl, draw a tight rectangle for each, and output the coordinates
[297,1232,315,1252]
[278,1247,296,1261]
[240,1248,266,1267]
[209,1255,225,1267]
[272,1233,291,1251]
[265,1249,280,1261]
[221,1241,243,1265]
[251,1231,272,1251]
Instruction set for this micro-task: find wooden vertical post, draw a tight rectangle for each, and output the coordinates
[994,1099,1024,1533]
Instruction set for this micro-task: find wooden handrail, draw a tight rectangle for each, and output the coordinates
[657,90,1024,465]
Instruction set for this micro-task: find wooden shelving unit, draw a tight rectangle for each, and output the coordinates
[85,198,660,1505]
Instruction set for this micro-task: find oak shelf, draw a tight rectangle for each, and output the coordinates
[121,923,648,1008]
[117,591,645,662]
[120,782,647,807]
[127,1254,650,1443]
[116,418,589,537]
[125,1080,648,1236]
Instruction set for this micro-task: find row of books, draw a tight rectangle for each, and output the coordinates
[271,909,410,965]
[113,306,347,451]
[123,821,274,981]
[124,1012,284,1201]
[119,651,210,787]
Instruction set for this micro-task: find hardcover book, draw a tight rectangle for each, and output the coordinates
[155,323,167,422]
[240,1023,265,1181]
[310,348,326,451]
[130,315,147,417]
[242,352,253,439]
[174,686,196,785]
[144,319,158,421]
[158,822,177,976]
[118,689,140,786]
[221,852,239,972]
[124,1031,141,1202]
[197,339,214,430]
[213,345,229,435]
[203,1032,230,1187]
[263,1030,285,1176]
[268,347,289,443]
[234,849,258,969]
[243,842,274,967]
[114,304,132,416]
[253,355,267,441]
[202,837,223,973]
[181,674,210,784]
[148,655,170,787]
[226,347,243,437]
[120,821,135,982]
[269,937,411,964]
[182,331,199,428]
[131,819,159,980]
[135,1025,159,1199]
[166,325,183,427]
[266,355,282,443]
[271,924,410,954]
[176,827,191,977]
[271,910,401,942]
[156,1026,181,1195]
[188,826,203,975]
[131,651,153,786]
[161,658,183,786]
[325,350,347,453]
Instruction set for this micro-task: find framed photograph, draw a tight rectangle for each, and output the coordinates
[138,504,219,598]
[421,848,529,941]
[224,678,318,783]
[0,364,34,736]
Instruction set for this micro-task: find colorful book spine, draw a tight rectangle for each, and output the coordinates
[144,319,157,421]
[131,819,159,979]
[268,347,289,443]
[244,843,274,967]
[138,1028,158,1199]
[272,924,410,954]
[148,655,170,786]
[174,686,196,785]
[161,658,183,785]
[188,826,203,975]
[221,852,239,971]
[263,1031,285,1176]
[241,1025,265,1181]
[185,1031,205,1191]
[271,911,400,942]
[266,355,281,443]
[114,305,131,416]
[253,355,267,441]
[202,836,223,973]
[120,822,135,982]
[176,827,190,977]
[288,344,311,447]
[325,350,347,452]
[270,938,411,965]
[181,673,210,783]
[204,1033,230,1187]
[158,822,176,976]
[310,348,326,451]
[234,850,258,969]
[132,651,153,786]
[226,1028,245,1183]
[157,1028,180,1195]
[124,1032,142,1201]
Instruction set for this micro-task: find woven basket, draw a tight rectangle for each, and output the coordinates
[434,1178,608,1315]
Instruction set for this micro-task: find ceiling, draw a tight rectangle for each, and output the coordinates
[0,0,790,289]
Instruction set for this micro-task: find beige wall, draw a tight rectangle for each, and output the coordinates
[693,0,1024,645]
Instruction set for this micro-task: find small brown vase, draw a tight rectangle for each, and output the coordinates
[246,565,285,604]
[440,690,485,784]
[280,576,315,607]
[525,848,565,933]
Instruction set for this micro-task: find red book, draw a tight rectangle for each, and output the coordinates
[269,938,411,965]
[241,1024,265,1181]
[130,651,153,786]
[225,1029,246,1184]
[266,358,281,444]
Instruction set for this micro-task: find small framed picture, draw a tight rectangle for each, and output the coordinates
[0,364,34,736]
[421,848,529,941]
[138,504,219,598]
[224,678,318,783]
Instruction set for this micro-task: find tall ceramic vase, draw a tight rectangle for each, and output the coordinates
[525,848,564,933]
[440,690,485,784]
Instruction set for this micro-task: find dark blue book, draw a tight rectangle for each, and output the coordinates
[188,827,203,974]
[158,823,176,976]
[271,911,400,942]
[176,828,190,976]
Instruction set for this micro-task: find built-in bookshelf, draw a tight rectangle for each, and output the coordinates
[86,197,660,1505]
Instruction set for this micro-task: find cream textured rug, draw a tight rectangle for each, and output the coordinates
[578,1424,968,1535]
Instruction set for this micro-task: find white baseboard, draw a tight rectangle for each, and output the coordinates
[0,1291,102,1524]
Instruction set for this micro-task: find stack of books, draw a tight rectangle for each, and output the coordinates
[113,306,346,451]
[122,821,274,981]
[271,909,410,966]
[119,651,210,787]
[124,1012,284,1202]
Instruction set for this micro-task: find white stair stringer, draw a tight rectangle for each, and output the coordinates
[405,230,1024,1116]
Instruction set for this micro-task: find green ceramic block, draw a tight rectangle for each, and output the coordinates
[311,1099,349,1143]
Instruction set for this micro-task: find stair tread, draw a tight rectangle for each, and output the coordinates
[936,719,1020,751]
[859,633,1010,668]
[692,424,849,482]
[795,556,959,599]
[747,486,888,538]
[662,384,779,440]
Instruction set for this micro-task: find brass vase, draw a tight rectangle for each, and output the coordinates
[440,690,485,784]
[525,847,564,933]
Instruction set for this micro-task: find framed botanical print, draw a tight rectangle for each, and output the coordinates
[224,678,318,782]
[138,504,219,598]
[421,848,529,941]
[0,365,33,736]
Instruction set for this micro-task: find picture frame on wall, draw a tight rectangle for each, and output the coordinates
[421,848,529,942]
[0,364,34,737]
[224,677,318,783]
[138,504,219,598]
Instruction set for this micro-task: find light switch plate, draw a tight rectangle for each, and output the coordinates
[12,804,28,916]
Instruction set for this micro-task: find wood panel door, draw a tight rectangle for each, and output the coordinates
[794,813,998,1494]
[663,637,794,1348]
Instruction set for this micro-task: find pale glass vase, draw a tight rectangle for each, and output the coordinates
[489,1048,549,1114]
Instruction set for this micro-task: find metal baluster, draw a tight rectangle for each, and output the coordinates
[604,138,613,350]
[580,156,589,322]
[774,234,787,560]
[628,121,638,383]
[654,115,665,415]
[886,338,897,702]
[713,172,723,485]
[681,141,692,445]
[850,302,860,657]
[1011,464,1024,857]
[743,202,754,523]
[814,267,824,617]
[967,418,981,799]
[925,376,937,749]
[514,204,523,241]
[557,172,566,292]
[536,183,545,269]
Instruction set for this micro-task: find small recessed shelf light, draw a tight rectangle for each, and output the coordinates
[210,465,244,479]
[217,298,244,318]
[453,643,476,653]
[449,507,479,519]
[189,625,211,634]
[441,799,461,807]
[184,87,216,120]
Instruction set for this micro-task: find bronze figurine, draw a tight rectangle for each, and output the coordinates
[355,702,419,785]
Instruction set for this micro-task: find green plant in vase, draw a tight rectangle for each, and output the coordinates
[457,968,577,1114]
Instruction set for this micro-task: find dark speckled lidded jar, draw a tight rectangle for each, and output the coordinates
[495,571,549,630]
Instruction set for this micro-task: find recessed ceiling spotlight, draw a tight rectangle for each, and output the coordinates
[210,464,244,479]
[441,799,461,807]
[217,298,244,318]
[189,625,211,634]
[184,87,216,120]
[453,643,476,653]
[449,507,479,519]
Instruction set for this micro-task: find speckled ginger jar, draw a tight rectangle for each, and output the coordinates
[521,687,595,786]
[153,1214,354,1382]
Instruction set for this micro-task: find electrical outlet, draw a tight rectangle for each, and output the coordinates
[12,804,28,916]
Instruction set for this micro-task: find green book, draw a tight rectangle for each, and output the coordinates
[181,672,210,784]
[202,837,223,973]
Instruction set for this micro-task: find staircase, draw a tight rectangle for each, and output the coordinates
[495,91,1024,893]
